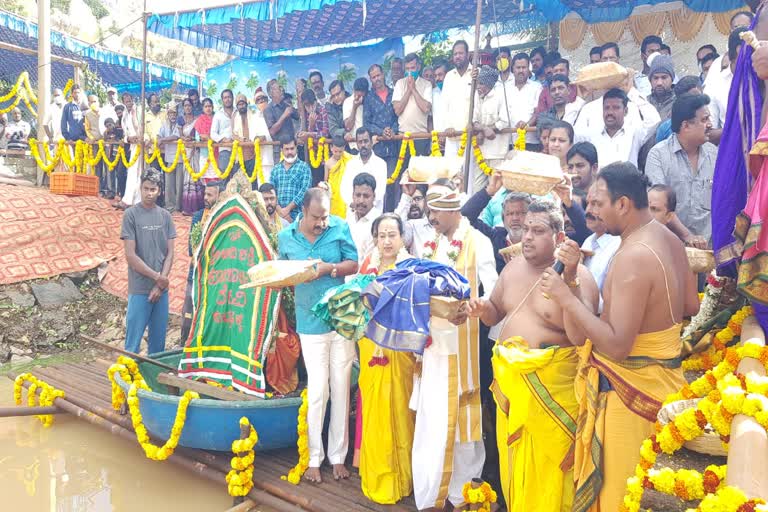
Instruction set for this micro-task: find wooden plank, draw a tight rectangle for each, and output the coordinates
[157,373,262,402]
[0,405,61,417]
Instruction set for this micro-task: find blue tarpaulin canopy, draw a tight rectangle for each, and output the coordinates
[0,9,199,92]
[148,0,745,59]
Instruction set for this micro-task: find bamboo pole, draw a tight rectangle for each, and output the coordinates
[0,406,61,417]
[462,0,484,193]
[232,419,251,507]
[726,315,768,498]
[36,0,50,187]
[80,335,178,373]
[139,1,148,176]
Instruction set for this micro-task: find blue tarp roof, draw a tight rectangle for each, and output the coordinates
[0,9,199,91]
[148,0,744,59]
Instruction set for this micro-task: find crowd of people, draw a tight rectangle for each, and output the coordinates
[113,8,757,512]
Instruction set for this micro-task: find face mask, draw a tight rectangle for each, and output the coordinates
[497,58,509,72]
[436,81,444,90]
[54,96,63,106]
[90,104,99,112]
[407,71,419,80]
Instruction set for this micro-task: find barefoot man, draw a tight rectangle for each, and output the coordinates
[468,200,598,511]
[540,163,699,511]
[411,179,498,511]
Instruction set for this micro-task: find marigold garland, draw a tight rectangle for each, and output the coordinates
[683,305,753,371]
[622,339,768,512]
[226,417,258,497]
[387,132,416,185]
[461,481,497,512]
[457,131,468,157]
[13,373,65,427]
[513,127,526,151]
[471,136,494,176]
[430,130,442,156]
[307,137,329,167]
[281,389,309,485]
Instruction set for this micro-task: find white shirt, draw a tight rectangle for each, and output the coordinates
[45,102,64,140]
[211,109,233,143]
[634,74,651,99]
[340,153,388,216]
[581,232,621,312]
[704,67,732,130]
[347,210,376,264]
[432,87,446,132]
[342,95,364,150]
[495,77,542,144]
[442,65,474,133]
[473,88,510,159]
[392,76,433,133]
[573,88,660,150]
[232,109,275,168]
[561,97,586,126]
[98,102,117,137]
[582,124,646,167]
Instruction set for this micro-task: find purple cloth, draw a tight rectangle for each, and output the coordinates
[712,17,762,278]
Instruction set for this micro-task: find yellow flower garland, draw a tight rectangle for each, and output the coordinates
[307,137,329,168]
[513,127,526,151]
[281,389,309,485]
[471,136,494,176]
[622,339,768,512]
[387,132,416,185]
[683,306,753,371]
[13,373,65,427]
[461,481,497,512]
[430,130,442,157]
[457,131,468,157]
[226,417,258,497]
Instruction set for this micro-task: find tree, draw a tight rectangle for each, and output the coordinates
[51,0,72,14]
[83,0,108,19]
[245,71,260,91]
[336,64,356,88]
[418,36,452,67]
[0,0,26,16]
[83,66,107,105]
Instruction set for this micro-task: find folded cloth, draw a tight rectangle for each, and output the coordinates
[312,273,377,341]
[362,259,470,354]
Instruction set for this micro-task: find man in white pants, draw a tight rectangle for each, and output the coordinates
[411,180,498,510]
[277,188,359,483]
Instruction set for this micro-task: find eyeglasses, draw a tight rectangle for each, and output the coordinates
[255,96,268,103]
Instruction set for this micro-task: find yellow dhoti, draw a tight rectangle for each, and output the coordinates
[491,338,579,512]
[573,325,687,512]
[358,337,415,504]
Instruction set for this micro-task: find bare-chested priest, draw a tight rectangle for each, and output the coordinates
[468,199,598,512]
[540,162,699,512]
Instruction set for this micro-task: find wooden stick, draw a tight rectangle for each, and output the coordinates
[223,500,257,512]
[462,0,484,193]
[79,335,177,373]
[0,405,61,417]
[232,419,253,507]
[727,315,768,499]
[157,373,262,401]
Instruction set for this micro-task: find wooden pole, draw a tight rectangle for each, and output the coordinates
[36,0,51,187]
[232,420,252,507]
[727,315,768,499]
[223,501,257,512]
[139,1,148,176]
[79,334,178,373]
[462,0,484,193]
[0,406,61,417]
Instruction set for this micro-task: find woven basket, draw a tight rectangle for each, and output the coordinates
[686,247,715,274]
[431,296,466,321]
[496,150,563,195]
[406,156,462,183]
[572,62,628,91]
[657,399,727,457]
[500,171,562,196]
[241,260,320,289]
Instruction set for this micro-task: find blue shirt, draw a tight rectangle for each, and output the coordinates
[363,87,398,159]
[278,215,359,335]
[269,159,312,220]
[655,119,673,144]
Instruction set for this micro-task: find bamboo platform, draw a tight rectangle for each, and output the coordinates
[6,359,418,512]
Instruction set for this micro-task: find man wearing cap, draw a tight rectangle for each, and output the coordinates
[472,65,509,193]
[647,54,676,122]
[410,178,498,511]
[232,93,274,185]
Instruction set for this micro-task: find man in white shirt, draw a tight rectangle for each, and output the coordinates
[340,128,387,216]
[232,93,274,183]
[704,27,745,145]
[472,65,509,192]
[442,40,474,158]
[496,52,542,148]
[395,183,434,256]
[346,172,378,263]
[99,86,119,137]
[393,52,433,155]
[211,89,235,178]
[581,183,621,312]
[579,88,660,167]
[342,78,367,150]
[431,62,449,134]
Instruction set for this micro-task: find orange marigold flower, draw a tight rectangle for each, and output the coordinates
[725,348,741,367]
[738,501,759,512]
[642,476,653,489]
[674,480,690,501]
[651,436,661,453]
[708,390,722,402]
[669,424,685,445]
[695,410,708,428]
[703,470,720,494]
[639,458,653,471]
[705,372,718,387]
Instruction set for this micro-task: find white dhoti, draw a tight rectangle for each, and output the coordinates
[410,317,485,510]
[299,331,355,466]
[122,145,141,205]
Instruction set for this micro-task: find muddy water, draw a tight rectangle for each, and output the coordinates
[0,378,232,511]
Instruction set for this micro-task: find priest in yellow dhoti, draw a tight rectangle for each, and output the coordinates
[355,213,415,504]
[539,165,699,512]
[411,181,498,511]
[469,199,599,511]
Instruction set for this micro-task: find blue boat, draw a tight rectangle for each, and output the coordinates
[113,349,358,453]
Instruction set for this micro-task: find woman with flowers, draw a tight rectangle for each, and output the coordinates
[354,213,415,504]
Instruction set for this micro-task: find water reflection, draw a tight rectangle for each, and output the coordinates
[0,379,231,511]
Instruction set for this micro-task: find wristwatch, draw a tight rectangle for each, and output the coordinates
[331,264,338,279]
